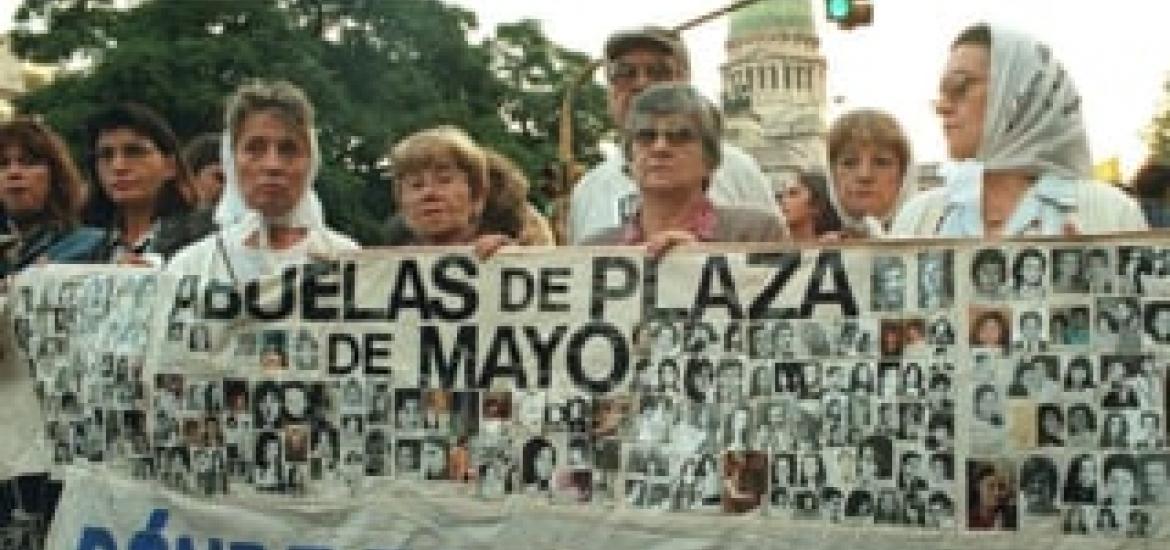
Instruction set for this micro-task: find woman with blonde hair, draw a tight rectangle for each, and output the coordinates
[384,127,521,255]
[827,108,916,237]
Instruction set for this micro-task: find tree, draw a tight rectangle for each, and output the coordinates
[10,0,609,243]
[1146,74,1170,165]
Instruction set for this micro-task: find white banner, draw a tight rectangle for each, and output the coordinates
[1,240,1168,547]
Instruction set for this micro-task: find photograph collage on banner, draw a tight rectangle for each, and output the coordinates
[5,243,1170,541]
[964,245,1170,538]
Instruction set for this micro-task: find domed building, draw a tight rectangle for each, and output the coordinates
[722,0,827,187]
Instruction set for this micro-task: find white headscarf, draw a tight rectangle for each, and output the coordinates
[947,24,1092,199]
[212,122,326,246]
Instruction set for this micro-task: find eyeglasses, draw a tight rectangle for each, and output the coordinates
[631,126,699,147]
[606,60,676,86]
[937,73,985,103]
[95,142,159,163]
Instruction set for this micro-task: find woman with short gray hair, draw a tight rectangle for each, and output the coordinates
[168,79,357,284]
[582,82,785,253]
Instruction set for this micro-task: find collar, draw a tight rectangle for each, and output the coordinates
[620,196,717,245]
[116,220,160,255]
[942,163,1077,236]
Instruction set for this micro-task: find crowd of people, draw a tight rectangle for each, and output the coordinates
[1,22,1166,283]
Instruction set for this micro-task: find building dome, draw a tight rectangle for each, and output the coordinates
[728,0,815,40]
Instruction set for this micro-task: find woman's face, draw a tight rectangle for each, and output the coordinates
[977,471,1006,506]
[398,153,480,244]
[975,316,1005,346]
[95,128,175,210]
[1058,253,1081,279]
[1107,467,1135,504]
[259,390,281,423]
[0,144,52,217]
[1020,256,1045,285]
[1071,364,1088,385]
[936,43,990,160]
[802,455,820,476]
[535,446,554,478]
[732,409,748,431]
[629,114,710,195]
[264,438,280,462]
[775,458,790,481]
[1042,410,1062,435]
[855,364,872,383]
[1107,416,1125,438]
[234,110,311,219]
[832,142,903,219]
[1070,408,1089,431]
[192,161,224,209]
[1078,458,1096,485]
[779,179,817,227]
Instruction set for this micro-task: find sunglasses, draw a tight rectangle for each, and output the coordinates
[606,61,676,85]
[631,126,699,147]
[938,72,986,104]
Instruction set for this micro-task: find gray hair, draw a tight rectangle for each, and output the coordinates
[224,80,315,142]
[623,82,722,169]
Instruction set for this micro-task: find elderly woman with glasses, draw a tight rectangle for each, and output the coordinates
[581,82,786,253]
[381,128,542,254]
[892,24,1144,237]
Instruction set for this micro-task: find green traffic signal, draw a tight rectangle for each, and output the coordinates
[826,0,852,21]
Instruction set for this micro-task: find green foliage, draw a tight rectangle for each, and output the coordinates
[1147,75,1170,165]
[11,0,611,244]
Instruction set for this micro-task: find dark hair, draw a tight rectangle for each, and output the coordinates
[478,148,528,239]
[972,248,1007,285]
[793,169,843,235]
[1013,247,1047,287]
[1102,453,1138,504]
[521,437,555,485]
[0,117,88,228]
[1144,302,1170,342]
[183,133,221,173]
[1067,404,1096,436]
[1130,162,1170,228]
[1064,356,1094,389]
[971,310,1010,347]
[1101,413,1129,447]
[952,23,992,49]
[1020,456,1058,495]
[83,103,194,226]
[845,489,873,515]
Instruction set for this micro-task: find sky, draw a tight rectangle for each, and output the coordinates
[3,0,1168,177]
[451,0,1170,178]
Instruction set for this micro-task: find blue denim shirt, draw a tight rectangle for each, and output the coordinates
[0,225,112,278]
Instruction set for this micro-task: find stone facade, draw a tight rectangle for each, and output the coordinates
[721,0,827,190]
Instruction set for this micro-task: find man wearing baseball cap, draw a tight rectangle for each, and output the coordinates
[568,26,781,244]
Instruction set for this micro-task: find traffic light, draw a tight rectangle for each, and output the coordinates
[826,0,873,30]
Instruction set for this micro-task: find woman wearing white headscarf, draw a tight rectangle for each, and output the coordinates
[827,108,917,238]
[168,80,357,283]
[891,24,1145,237]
